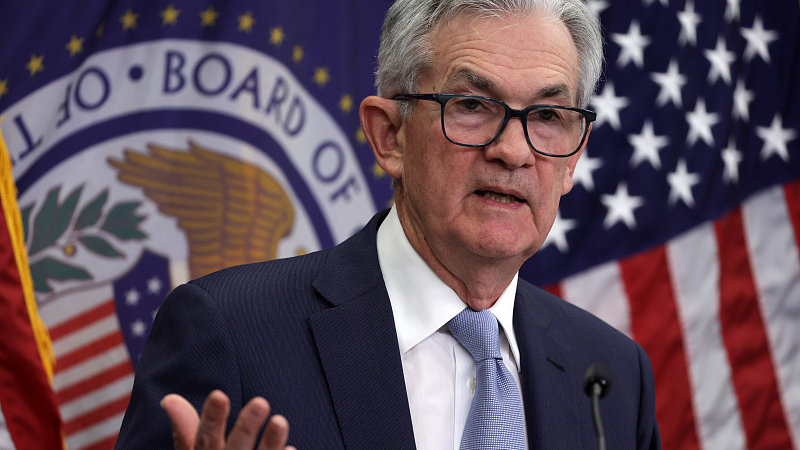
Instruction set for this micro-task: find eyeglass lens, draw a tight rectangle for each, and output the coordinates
[442,96,587,155]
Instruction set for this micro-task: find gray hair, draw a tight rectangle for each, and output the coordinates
[375,0,603,110]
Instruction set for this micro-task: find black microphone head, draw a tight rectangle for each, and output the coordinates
[583,363,613,399]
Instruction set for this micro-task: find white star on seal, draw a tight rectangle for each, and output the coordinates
[126,288,141,306]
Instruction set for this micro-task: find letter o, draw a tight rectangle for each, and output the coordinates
[193,53,232,96]
[74,67,111,111]
[312,141,344,183]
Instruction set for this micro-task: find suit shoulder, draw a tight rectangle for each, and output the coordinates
[186,248,331,298]
[517,278,636,348]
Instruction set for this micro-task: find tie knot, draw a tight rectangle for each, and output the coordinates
[446,308,501,363]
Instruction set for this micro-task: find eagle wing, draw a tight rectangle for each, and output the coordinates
[108,141,294,280]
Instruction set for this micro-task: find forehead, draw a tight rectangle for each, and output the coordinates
[425,11,579,104]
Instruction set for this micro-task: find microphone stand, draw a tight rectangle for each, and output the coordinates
[583,363,613,450]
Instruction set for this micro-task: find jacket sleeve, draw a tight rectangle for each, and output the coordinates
[636,343,662,450]
[114,282,243,449]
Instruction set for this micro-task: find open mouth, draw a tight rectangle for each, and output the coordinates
[475,190,524,204]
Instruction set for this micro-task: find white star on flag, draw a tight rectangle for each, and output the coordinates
[725,0,742,22]
[704,37,736,85]
[686,99,720,147]
[543,210,577,253]
[573,152,603,192]
[591,82,629,131]
[757,114,797,162]
[667,160,701,207]
[585,0,609,17]
[721,140,743,184]
[732,80,754,122]
[677,0,702,46]
[740,16,778,63]
[651,60,686,108]
[601,182,645,229]
[629,121,669,170]
[611,20,651,68]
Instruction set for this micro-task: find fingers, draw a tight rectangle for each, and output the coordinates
[162,394,200,450]
[226,396,270,449]
[258,413,291,450]
[195,390,231,449]
[163,391,292,450]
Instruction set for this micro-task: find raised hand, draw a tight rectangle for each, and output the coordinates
[162,390,295,450]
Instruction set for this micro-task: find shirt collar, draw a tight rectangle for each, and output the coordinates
[376,206,522,370]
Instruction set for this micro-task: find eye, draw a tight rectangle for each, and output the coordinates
[532,108,561,121]
[454,97,485,111]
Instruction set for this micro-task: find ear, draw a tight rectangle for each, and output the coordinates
[561,123,591,195]
[359,96,405,180]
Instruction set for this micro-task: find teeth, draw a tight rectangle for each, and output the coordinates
[481,191,515,203]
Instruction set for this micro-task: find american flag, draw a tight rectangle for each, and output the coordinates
[40,251,168,450]
[522,1,800,449]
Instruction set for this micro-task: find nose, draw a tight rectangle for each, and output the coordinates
[483,116,534,169]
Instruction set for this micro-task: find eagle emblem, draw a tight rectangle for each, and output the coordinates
[109,141,294,279]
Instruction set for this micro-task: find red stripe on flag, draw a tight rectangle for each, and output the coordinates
[714,208,795,449]
[56,361,132,404]
[63,394,130,435]
[80,435,121,450]
[542,283,562,298]
[784,180,800,258]
[49,300,117,341]
[55,331,125,372]
[619,246,701,450]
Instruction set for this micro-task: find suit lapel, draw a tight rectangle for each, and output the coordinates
[308,211,416,450]
[513,285,581,450]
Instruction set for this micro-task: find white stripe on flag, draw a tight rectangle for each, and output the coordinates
[561,260,631,337]
[52,314,118,356]
[38,284,114,329]
[52,344,129,392]
[742,186,800,449]
[65,412,125,450]
[667,223,746,450]
[59,374,134,422]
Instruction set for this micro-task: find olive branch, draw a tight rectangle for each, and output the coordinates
[21,185,147,293]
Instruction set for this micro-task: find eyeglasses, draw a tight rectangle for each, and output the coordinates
[393,93,596,157]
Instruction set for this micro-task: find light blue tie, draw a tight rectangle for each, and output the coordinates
[447,308,526,450]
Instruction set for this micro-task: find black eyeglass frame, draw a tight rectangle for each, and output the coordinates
[393,93,597,158]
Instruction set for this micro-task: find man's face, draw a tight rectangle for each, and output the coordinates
[395,12,585,269]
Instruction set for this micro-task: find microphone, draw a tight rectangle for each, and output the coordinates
[583,363,613,450]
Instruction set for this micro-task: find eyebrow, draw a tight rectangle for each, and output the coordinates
[444,68,574,105]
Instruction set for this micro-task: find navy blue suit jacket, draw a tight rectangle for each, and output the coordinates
[115,210,661,449]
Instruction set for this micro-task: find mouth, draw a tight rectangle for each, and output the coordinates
[475,190,525,204]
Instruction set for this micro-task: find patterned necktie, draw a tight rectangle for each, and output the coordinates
[447,308,526,450]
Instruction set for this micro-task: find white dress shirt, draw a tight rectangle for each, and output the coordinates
[376,207,528,450]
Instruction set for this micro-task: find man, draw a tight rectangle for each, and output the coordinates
[115,0,661,449]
